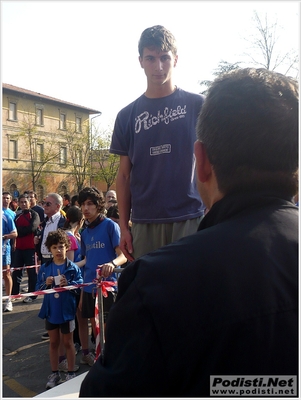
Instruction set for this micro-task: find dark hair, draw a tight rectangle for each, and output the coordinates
[63,194,71,201]
[18,194,29,201]
[138,25,177,57]
[106,204,119,220]
[27,191,37,199]
[63,206,83,229]
[71,194,79,206]
[45,229,70,251]
[78,187,105,214]
[196,68,299,196]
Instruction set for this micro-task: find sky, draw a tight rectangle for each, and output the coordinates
[1,1,299,130]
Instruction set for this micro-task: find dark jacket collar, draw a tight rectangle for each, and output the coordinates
[198,190,294,231]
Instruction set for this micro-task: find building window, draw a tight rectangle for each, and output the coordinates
[9,102,17,121]
[60,113,66,130]
[9,139,18,159]
[36,143,44,161]
[36,108,44,126]
[76,117,82,133]
[60,146,67,164]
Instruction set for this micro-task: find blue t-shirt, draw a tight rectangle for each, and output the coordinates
[110,88,205,223]
[81,217,120,293]
[3,207,16,219]
[48,261,67,324]
[2,211,17,259]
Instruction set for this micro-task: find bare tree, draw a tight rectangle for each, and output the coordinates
[243,11,299,77]
[18,112,60,191]
[199,61,241,95]
[63,122,92,192]
[92,129,119,192]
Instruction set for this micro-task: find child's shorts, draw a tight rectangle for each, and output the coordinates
[45,319,75,334]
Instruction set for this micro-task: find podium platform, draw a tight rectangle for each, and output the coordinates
[34,372,88,398]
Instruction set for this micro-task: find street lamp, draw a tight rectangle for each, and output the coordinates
[90,113,102,186]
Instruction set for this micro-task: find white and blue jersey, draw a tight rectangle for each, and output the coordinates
[81,217,120,293]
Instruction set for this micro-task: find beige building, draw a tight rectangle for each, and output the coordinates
[2,83,102,201]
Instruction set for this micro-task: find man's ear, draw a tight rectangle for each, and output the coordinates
[194,141,212,183]
[173,54,178,68]
[139,56,143,68]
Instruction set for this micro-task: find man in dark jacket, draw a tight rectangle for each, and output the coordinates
[11,194,40,302]
[80,68,298,397]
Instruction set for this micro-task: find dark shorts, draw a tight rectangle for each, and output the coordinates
[13,248,35,267]
[82,290,115,322]
[45,319,75,334]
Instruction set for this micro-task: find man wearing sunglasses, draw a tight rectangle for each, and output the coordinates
[34,193,66,264]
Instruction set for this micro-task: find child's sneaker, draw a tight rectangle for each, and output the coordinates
[65,372,76,381]
[58,358,79,373]
[80,352,95,366]
[4,299,13,312]
[46,372,62,389]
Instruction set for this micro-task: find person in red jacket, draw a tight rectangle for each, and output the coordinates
[12,194,40,302]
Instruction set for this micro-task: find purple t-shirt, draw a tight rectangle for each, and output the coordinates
[110,88,205,223]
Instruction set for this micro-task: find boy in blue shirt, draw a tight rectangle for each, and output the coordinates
[77,187,126,367]
[36,229,83,389]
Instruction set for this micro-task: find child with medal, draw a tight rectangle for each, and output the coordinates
[36,229,83,389]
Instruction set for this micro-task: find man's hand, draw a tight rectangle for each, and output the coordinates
[120,229,135,262]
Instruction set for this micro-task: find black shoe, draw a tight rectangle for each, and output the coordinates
[41,332,49,340]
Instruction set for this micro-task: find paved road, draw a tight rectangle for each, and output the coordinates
[2,278,92,398]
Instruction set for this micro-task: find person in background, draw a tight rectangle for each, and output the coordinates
[2,192,16,219]
[62,194,71,213]
[110,25,205,262]
[104,190,117,210]
[80,68,298,397]
[34,193,66,265]
[11,194,40,303]
[106,203,119,225]
[61,206,86,362]
[71,195,80,207]
[9,198,19,213]
[28,191,45,223]
[2,210,18,312]
[36,229,83,389]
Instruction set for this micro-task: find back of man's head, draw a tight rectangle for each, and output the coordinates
[197,68,298,196]
[138,25,177,57]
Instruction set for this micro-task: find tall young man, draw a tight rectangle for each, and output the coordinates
[80,68,298,397]
[110,25,205,261]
